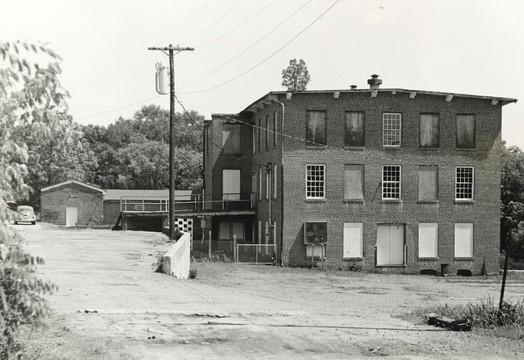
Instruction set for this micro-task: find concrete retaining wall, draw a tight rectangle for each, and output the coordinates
[162,232,190,279]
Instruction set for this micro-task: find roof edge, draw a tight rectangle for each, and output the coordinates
[41,180,104,193]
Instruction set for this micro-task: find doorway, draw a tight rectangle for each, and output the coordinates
[376,224,405,266]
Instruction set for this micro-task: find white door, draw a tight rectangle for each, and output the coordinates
[376,224,404,265]
[66,207,78,227]
[223,169,241,200]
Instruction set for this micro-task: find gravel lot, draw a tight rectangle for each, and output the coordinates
[16,223,524,359]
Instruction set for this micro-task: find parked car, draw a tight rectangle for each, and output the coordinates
[15,205,36,225]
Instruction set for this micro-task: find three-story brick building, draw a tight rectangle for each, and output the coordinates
[200,75,516,274]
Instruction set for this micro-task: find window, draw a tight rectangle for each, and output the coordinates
[222,124,240,154]
[382,165,401,199]
[343,223,363,258]
[251,173,256,199]
[222,169,240,201]
[273,112,278,147]
[456,167,474,200]
[266,171,270,200]
[383,113,401,147]
[455,223,473,258]
[257,119,261,151]
[306,111,327,146]
[252,126,256,153]
[273,164,277,199]
[420,114,439,148]
[345,112,365,147]
[265,115,269,150]
[304,222,327,244]
[258,168,263,200]
[418,223,438,258]
[344,164,364,200]
[418,166,437,201]
[456,114,475,149]
[306,165,325,199]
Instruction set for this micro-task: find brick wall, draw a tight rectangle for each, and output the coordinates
[277,90,502,274]
[41,182,104,225]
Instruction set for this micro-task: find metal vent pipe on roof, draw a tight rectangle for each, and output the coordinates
[367,74,382,90]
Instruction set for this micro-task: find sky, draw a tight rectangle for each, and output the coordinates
[2,0,524,148]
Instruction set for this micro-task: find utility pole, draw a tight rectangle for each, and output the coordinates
[147,44,194,240]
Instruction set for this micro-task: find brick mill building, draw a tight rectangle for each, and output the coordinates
[199,75,517,275]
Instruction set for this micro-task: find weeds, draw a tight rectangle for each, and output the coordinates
[412,297,524,339]
[189,269,197,279]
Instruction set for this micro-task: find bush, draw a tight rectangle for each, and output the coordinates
[189,269,197,279]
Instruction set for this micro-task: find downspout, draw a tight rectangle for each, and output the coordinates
[272,96,285,266]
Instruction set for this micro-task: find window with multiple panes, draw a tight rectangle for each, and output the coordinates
[456,114,475,149]
[252,126,256,153]
[345,112,365,147]
[222,124,241,154]
[266,171,270,200]
[382,165,401,199]
[382,113,401,147]
[455,223,473,258]
[344,164,364,200]
[418,166,438,201]
[306,165,325,199]
[418,223,438,258]
[343,222,363,258]
[455,167,474,200]
[272,112,278,147]
[420,114,439,148]
[306,111,327,146]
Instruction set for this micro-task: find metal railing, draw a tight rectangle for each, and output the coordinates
[120,193,256,214]
[236,244,275,264]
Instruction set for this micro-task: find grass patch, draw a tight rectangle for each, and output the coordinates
[408,297,524,340]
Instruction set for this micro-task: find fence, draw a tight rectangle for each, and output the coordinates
[236,244,275,264]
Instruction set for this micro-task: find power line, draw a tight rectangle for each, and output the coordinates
[180,0,245,45]
[157,0,213,45]
[75,95,163,121]
[180,0,340,94]
[181,0,313,89]
[195,0,278,48]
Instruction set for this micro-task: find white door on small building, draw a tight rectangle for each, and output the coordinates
[376,224,404,266]
[66,207,78,227]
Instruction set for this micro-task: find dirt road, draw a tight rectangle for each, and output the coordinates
[18,223,524,359]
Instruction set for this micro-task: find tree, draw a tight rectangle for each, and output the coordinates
[501,143,524,260]
[0,41,70,358]
[281,58,310,91]
[82,104,204,191]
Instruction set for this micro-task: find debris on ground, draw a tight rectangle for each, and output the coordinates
[425,313,471,331]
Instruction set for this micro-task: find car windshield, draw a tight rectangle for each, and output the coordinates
[17,206,34,213]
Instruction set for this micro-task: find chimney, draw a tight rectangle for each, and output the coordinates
[367,74,382,90]
[350,85,357,90]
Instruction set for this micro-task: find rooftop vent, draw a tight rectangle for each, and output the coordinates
[350,85,357,90]
[367,74,382,90]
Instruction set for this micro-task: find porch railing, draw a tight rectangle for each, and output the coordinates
[236,244,275,264]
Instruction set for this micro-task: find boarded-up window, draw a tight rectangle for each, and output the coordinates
[252,126,255,153]
[344,164,364,200]
[418,166,437,201]
[222,124,240,154]
[343,223,363,258]
[420,114,439,148]
[376,224,404,265]
[455,223,473,258]
[418,223,438,258]
[345,112,364,147]
[222,169,240,200]
[258,168,263,200]
[205,126,209,156]
[456,114,475,148]
[257,119,261,151]
[306,111,327,146]
[266,172,270,200]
